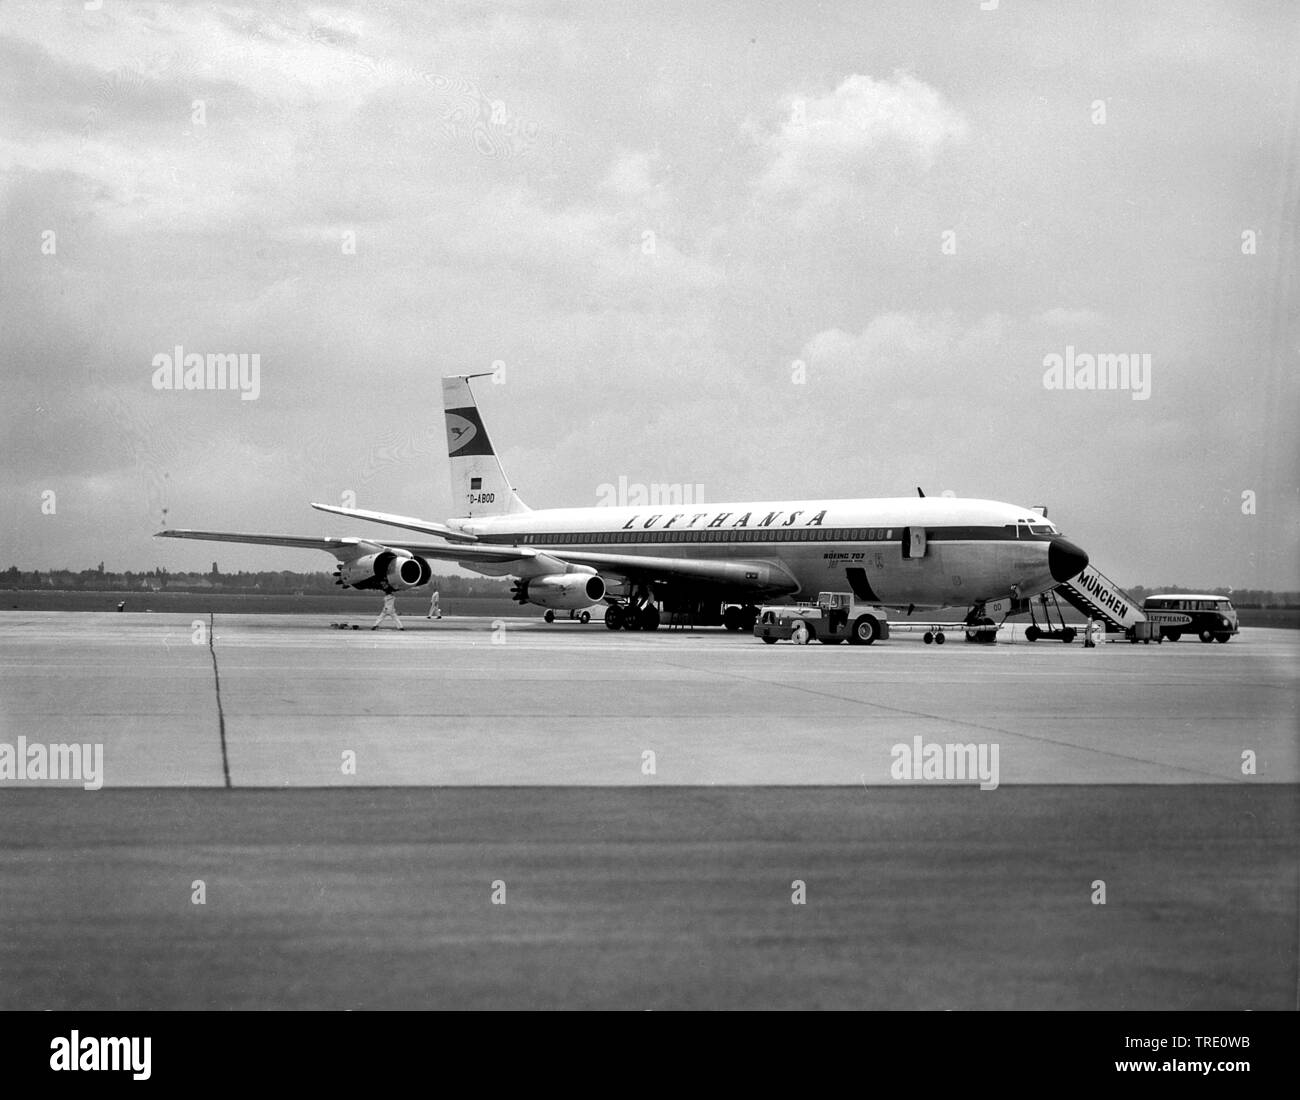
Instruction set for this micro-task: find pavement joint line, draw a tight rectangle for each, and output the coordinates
[652,659,1243,785]
[207,612,232,789]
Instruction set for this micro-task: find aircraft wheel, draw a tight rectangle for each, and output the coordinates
[604,606,623,631]
[1214,633,1231,643]
[850,615,879,645]
[935,632,945,645]
[579,611,591,624]
[923,631,934,645]
[1199,630,1214,643]
[1025,626,1040,642]
[544,609,555,623]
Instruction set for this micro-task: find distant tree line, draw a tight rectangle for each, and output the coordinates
[0,565,513,598]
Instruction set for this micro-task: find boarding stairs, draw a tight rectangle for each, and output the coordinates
[1056,565,1148,634]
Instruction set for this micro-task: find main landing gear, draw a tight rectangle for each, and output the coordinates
[604,588,662,631]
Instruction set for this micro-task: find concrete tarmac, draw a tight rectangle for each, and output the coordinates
[0,612,1295,787]
[0,612,1295,1009]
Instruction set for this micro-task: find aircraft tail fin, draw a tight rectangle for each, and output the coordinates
[442,376,530,518]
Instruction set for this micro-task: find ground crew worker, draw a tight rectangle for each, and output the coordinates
[426,588,441,619]
[372,591,404,630]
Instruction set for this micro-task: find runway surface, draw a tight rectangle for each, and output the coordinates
[0,612,1296,1008]
[0,612,1295,787]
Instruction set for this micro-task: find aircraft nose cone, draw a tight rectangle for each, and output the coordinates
[1048,537,1089,583]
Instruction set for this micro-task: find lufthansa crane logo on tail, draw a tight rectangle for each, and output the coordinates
[445,413,478,454]
[444,406,496,456]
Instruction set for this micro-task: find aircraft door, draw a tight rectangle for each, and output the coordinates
[902,526,927,559]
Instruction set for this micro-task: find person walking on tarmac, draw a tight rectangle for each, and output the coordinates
[372,590,404,630]
[426,588,442,619]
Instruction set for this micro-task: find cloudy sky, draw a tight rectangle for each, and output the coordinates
[2,0,1296,589]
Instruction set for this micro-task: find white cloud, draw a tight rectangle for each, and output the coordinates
[754,72,968,212]
[799,311,1014,414]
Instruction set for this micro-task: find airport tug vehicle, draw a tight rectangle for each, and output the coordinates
[754,592,891,646]
[543,607,594,624]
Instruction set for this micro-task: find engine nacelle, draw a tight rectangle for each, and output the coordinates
[336,551,431,591]
[512,572,606,610]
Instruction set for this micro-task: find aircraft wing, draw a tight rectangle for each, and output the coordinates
[156,529,545,566]
[308,502,478,542]
[527,549,797,592]
[155,529,798,593]
[299,506,796,592]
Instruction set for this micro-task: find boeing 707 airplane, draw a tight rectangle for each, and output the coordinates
[158,375,1089,638]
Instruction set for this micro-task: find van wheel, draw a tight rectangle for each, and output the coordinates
[1061,627,1076,644]
[1165,631,1180,642]
[819,635,844,645]
[1214,633,1231,643]
[579,611,591,624]
[761,635,777,644]
[1025,626,1040,642]
[850,615,879,645]
[1199,630,1214,643]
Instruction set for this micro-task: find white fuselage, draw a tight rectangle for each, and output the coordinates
[450,496,1079,608]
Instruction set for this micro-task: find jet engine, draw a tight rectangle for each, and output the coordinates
[511,573,606,610]
[334,551,431,591]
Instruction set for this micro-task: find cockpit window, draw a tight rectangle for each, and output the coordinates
[1029,524,1058,536]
